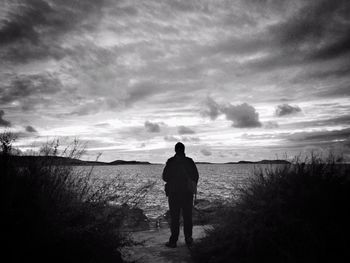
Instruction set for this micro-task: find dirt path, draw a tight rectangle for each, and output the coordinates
[122,225,210,263]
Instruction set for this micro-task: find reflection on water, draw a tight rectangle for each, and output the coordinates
[76,164,276,219]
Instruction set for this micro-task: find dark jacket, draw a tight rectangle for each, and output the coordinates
[162,153,199,194]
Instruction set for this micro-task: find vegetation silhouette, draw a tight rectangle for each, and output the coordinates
[191,155,350,263]
[1,133,154,263]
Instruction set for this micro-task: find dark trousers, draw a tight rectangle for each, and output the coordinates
[168,192,193,243]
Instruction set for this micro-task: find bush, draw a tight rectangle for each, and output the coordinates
[192,155,350,263]
[1,136,129,263]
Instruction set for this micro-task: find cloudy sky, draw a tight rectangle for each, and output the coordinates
[1,0,350,163]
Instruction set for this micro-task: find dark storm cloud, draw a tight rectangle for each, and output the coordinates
[221,103,262,128]
[0,0,106,62]
[0,0,105,42]
[25,125,37,133]
[144,121,161,133]
[0,73,62,109]
[0,110,11,127]
[178,126,195,135]
[202,97,262,128]
[275,104,301,117]
[0,0,51,45]
[268,0,350,61]
[209,0,350,76]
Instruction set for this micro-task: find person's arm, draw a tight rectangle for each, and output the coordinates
[162,160,170,182]
[189,159,199,183]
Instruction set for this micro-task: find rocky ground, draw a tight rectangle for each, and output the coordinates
[122,225,211,263]
[120,199,227,263]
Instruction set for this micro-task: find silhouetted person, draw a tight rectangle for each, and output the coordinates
[162,142,199,248]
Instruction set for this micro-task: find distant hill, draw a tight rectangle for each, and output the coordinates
[195,160,290,165]
[227,160,290,164]
[109,160,151,165]
[8,156,152,166]
[9,156,289,166]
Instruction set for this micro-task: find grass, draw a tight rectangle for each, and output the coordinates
[191,155,350,263]
[1,134,141,263]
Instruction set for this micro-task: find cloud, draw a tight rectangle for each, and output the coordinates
[263,121,279,129]
[287,128,350,143]
[202,97,262,128]
[125,81,161,105]
[0,73,63,110]
[221,103,262,128]
[181,136,200,142]
[205,0,350,76]
[281,115,350,130]
[1,0,350,163]
[201,97,221,120]
[0,0,106,63]
[144,121,161,133]
[164,135,200,143]
[275,104,302,117]
[94,123,110,128]
[0,0,52,46]
[178,125,195,135]
[0,110,11,126]
[201,148,212,156]
[270,0,350,62]
[25,125,37,133]
[164,135,178,142]
[294,65,350,83]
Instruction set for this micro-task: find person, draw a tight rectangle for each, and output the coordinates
[162,142,199,248]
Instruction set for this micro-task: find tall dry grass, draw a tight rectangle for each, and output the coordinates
[192,155,350,263]
[1,133,153,263]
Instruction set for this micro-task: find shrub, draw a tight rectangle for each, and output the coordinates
[192,155,350,263]
[1,137,129,263]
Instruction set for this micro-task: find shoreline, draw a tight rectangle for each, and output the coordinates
[120,198,229,233]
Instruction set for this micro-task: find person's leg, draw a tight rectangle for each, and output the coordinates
[182,193,193,244]
[168,193,181,244]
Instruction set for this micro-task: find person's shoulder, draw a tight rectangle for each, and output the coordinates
[185,156,195,163]
[166,156,175,163]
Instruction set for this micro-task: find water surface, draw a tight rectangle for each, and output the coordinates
[79,164,277,219]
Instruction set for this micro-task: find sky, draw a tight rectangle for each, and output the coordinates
[0,0,350,163]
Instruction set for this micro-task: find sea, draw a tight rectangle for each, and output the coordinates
[77,164,278,219]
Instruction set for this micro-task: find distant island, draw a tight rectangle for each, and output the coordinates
[109,160,152,165]
[228,160,290,164]
[196,160,291,165]
[9,155,152,166]
[9,156,290,166]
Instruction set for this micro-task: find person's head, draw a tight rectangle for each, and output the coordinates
[175,142,185,154]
